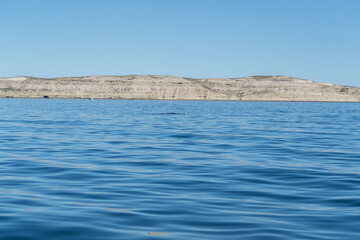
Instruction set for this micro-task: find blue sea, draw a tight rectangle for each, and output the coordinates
[1,99,359,239]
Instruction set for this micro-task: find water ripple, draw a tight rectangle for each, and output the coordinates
[0,100,359,239]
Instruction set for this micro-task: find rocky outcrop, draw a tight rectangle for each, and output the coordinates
[0,75,359,101]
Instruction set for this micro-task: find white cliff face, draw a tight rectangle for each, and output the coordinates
[0,75,359,102]
[0,76,30,81]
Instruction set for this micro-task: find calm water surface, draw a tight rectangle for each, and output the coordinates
[0,99,359,239]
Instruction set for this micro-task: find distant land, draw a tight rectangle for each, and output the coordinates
[0,75,359,102]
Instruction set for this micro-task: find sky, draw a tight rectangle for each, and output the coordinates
[0,0,359,87]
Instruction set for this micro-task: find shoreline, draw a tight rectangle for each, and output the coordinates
[1,96,359,103]
[1,75,359,102]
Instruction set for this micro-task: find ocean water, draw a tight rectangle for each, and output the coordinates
[0,99,359,240]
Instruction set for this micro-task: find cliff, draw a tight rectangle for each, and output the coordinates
[0,75,359,102]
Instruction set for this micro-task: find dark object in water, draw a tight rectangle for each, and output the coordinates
[43,96,49,98]
[159,112,188,115]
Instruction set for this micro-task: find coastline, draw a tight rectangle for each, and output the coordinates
[1,75,359,102]
[2,96,360,103]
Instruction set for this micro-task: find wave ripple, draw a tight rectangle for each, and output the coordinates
[1,100,359,239]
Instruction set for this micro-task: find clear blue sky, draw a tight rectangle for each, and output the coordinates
[0,0,359,86]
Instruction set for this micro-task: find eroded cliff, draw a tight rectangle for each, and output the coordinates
[1,75,359,101]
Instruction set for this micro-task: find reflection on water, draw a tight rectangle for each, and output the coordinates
[0,99,360,239]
